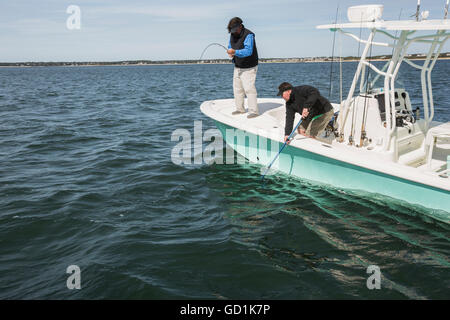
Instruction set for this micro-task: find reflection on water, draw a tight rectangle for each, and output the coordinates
[204,154,450,299]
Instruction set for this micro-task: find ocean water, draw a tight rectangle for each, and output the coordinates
[0,61,449,299]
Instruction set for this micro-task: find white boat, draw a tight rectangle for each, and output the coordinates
[200,4,450,222]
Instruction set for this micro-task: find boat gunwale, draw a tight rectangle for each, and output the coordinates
[200,99,450,192]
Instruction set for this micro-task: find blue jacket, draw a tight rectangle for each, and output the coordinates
[228,34,255,58]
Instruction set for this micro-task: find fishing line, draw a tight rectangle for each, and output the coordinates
[199,43,228,60]
[391,9,403,57]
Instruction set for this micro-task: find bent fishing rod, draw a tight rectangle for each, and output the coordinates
[199,43,228,60]
[261,117,304,182]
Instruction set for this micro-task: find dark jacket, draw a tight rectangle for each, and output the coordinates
[229,27,258,69]
[284,85,332,136]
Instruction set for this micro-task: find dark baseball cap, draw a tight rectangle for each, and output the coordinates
[230,23,241,33]
[228,17,243,33]
[277,82,293,96]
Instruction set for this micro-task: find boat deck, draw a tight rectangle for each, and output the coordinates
[203,97,337,143]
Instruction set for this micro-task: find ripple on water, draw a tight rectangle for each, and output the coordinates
[0,64,449,299]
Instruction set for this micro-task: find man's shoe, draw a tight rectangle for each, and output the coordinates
[247,113,259,119]
[232,110,246,115]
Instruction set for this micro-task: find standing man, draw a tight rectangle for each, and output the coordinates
[227,17,259,119]
[277,82,334,142]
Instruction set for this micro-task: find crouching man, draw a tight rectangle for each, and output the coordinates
[277,82,334,142]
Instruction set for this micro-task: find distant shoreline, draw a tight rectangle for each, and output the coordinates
[1,54,450,68]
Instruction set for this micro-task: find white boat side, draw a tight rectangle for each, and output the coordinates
[200,98,450,192]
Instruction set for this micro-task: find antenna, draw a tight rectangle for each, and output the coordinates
[445,0,449,19]
[415,0,421,21]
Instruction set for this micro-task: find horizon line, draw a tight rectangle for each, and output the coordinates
[2,52,450,65]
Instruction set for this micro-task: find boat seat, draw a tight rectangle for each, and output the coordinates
[393,120,426,166]
[425,122,450,169]
[426,122,450,143]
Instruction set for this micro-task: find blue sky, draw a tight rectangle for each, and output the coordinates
[1,0,449,62]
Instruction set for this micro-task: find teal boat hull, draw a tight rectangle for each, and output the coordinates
[215,120,450,222]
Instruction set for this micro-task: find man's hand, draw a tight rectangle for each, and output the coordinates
[227,48,235,58]
[302,108,309,119]
[284,135,291,144]
[297,127,307,136]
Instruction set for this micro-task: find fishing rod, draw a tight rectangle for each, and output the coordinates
[359,36,373,148]
[261,117,303,183]
[349,13,364,146]
[445,0,449,19]
[328,5,340,100]
[199,43,228,60]
[415,0,421,21]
